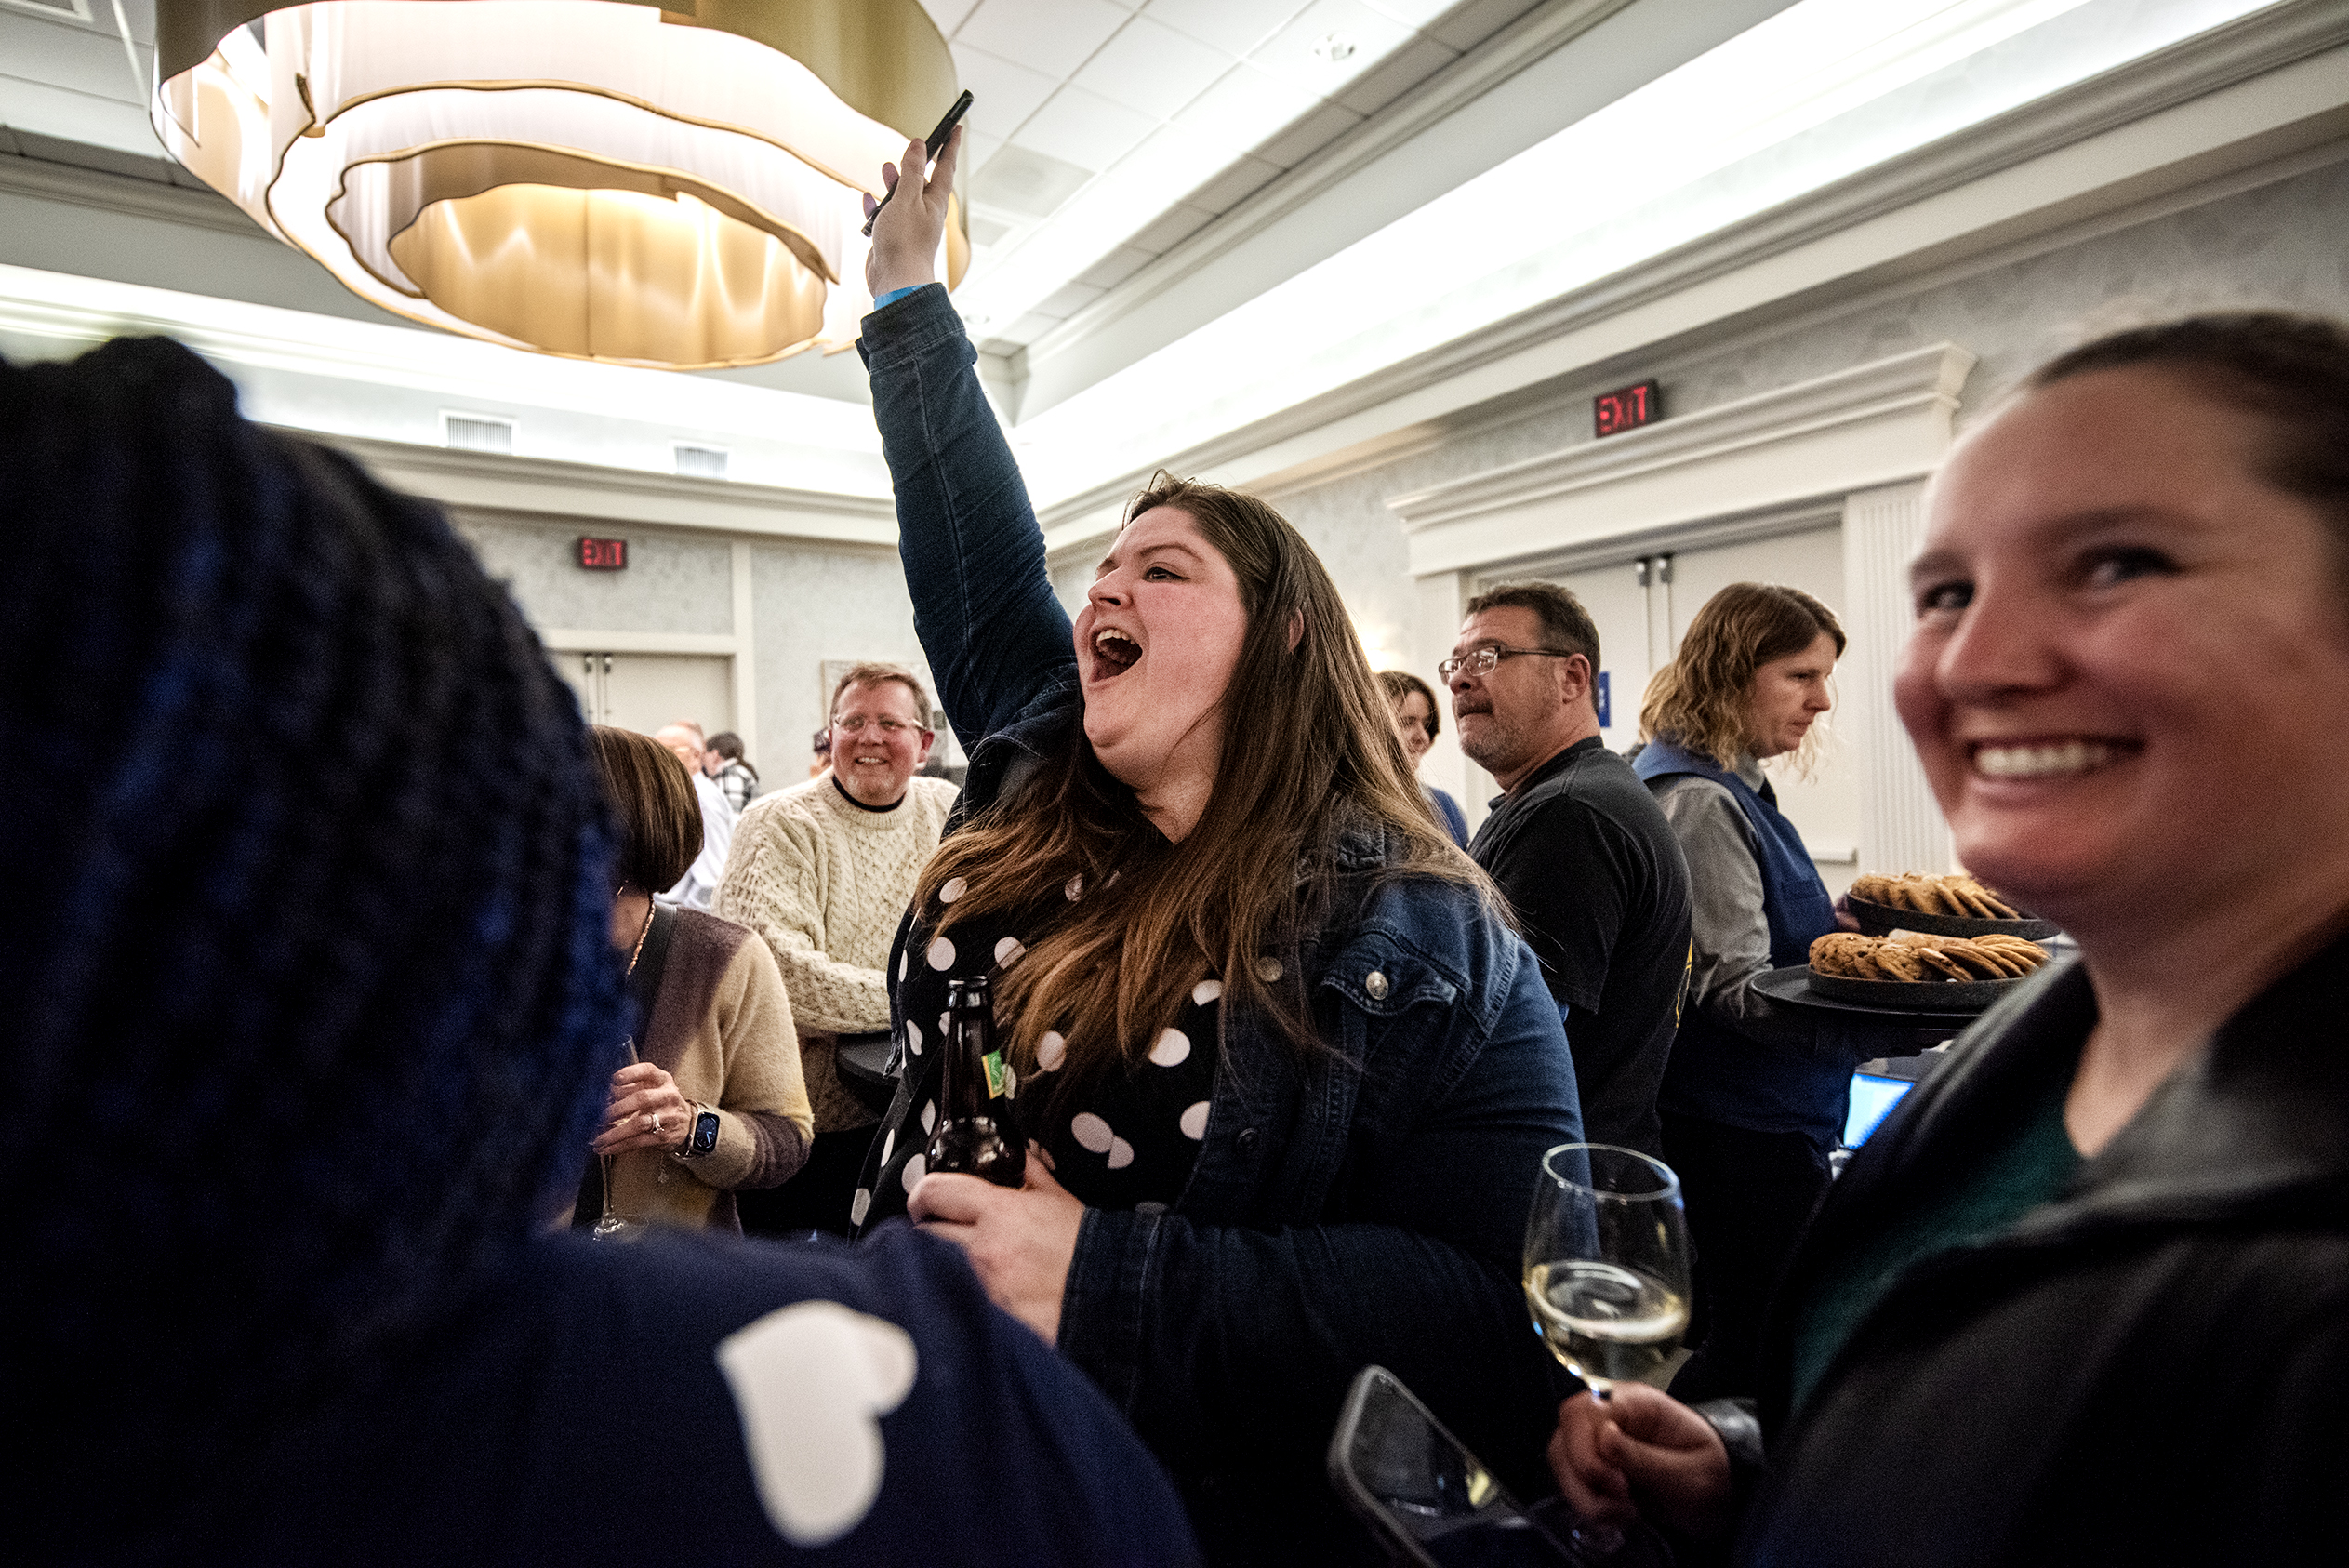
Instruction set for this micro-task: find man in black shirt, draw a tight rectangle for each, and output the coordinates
[1446,583,1692,1157]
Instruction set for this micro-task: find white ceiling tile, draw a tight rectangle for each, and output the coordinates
[1074,245,1157,288]
[1255,100,1362,169]
[961,128,1006,176]
[1031,280,1109,319]
[918,0,981,35]
[1423,0,1543,53]
[1170,61,1320,161]
[949,44,1061,137]
[1072,15,1233,121]
[1335,33,1457,117]
[1249,0,1414,99]
[1356,0,1453,24]
[1000,312,1065,345]
[1142,0,1310,57]
[1012,85,1161,172]
[1126,201,1216,253]
[957,0,1131,79]
[1186,155,1283,214]
[971,143,1097,219]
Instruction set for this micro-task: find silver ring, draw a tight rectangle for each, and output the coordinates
[648,1111,661,1134]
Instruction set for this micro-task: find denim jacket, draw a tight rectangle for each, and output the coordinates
[860,286,1583,1561]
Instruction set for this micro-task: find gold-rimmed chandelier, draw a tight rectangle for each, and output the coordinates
[151,0,968,369]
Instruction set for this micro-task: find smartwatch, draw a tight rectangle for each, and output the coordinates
[673,1104,722,1159]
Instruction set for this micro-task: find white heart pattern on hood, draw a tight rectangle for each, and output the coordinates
[713,1301,919,1546]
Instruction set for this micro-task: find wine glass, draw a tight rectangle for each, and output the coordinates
[1523,1144,1692,1553]
[591,1035,646,1242]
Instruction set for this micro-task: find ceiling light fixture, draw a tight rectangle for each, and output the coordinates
[150,0,967,370]
[1312,33,1358,65]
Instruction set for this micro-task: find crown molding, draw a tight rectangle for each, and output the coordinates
[1032,0,2349,556]
[304,432,900,547]
[0,146,258,235]
[1391,343,1973,577]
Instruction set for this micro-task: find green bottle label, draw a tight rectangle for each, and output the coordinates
[982,1049,1009,1098]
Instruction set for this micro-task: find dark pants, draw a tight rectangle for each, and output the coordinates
[1662,1112,1833,1403]
[737,1125,880,1239]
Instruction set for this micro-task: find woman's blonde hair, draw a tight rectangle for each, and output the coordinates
[1639,582,1845,769]
[915,472,1480,1106]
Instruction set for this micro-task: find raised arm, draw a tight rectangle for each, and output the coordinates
[856,130,1077,746]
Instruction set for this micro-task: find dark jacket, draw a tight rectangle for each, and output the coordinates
[1729,932,2349,1566]
[860,286,1584,1563]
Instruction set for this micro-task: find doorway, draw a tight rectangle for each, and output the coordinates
[554,650,735,738]
[1512,521,1862,896]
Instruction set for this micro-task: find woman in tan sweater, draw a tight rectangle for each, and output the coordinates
[584,727,813,1232]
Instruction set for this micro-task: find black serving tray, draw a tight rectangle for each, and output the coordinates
[1845,895,2059,942]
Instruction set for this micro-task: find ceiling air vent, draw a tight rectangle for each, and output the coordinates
[673,444,729,479]
[443,413,514,454]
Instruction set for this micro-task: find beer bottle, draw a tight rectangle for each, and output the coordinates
[924,975,1026,1187]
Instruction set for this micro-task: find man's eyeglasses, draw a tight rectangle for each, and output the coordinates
[831,715,927,735]
[1436,645,1581,680]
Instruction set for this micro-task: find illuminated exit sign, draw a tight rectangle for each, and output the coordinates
[1594,379,1661,438]
[577,537,627,570]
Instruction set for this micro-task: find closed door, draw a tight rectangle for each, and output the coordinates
[552,651,733,737]
[1547,557,1655,756]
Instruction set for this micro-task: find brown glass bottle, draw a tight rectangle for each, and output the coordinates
[924,975,1026,1188]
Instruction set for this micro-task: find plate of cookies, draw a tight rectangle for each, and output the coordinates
[1846,873,2059,941]
[1806,929,2054,1010]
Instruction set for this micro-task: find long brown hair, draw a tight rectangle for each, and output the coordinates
[914,473,1480,1098]
[1639,583,1845,769]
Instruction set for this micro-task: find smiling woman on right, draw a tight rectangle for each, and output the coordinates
[1547,312,2349,1566]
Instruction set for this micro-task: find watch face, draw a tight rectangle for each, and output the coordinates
[693,1110,721,1153]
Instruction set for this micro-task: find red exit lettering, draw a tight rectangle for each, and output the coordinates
[1594,379,1661,438]
[577,537,627,571]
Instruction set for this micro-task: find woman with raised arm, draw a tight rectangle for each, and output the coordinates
[1549,313,2349,1567]
[853,133,1582,1561]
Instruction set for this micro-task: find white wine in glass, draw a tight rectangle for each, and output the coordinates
[1522,1144,1692,1399]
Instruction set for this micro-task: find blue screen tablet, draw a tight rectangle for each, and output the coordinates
[1843,1073,1914,1148]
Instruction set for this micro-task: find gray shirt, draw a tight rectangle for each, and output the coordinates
[1650,760,1845,1060]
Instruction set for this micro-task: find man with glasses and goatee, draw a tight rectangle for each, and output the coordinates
[1443,583,1693,1160]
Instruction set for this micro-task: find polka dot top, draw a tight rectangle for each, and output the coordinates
[851,873,1221,1231]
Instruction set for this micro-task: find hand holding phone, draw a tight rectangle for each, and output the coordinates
[861,89,973,238]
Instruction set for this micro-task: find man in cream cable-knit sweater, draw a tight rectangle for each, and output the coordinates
[715,663,958,1235]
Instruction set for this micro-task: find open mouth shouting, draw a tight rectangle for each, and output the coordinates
[1089,626,1142,681]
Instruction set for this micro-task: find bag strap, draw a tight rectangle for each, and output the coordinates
[628,902,680,1043]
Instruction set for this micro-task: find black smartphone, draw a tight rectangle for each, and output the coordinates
[1328,1366,1585,1567]
[861,90,974,236]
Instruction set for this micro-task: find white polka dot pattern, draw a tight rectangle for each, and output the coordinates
[1256,958,1282,983]
[1070,1112,1114,1154]
[1148,1028,1190,1067]
[849,1188,871,1225]
[939,876,967,904]
[1107,1137,1135,1170]
[920,1101,936,1134]
[904,1018,922,1055]
[880,1127,895,1165]
[1036,1031,1067,1070]
[1192,978,1223,1005]
[1179,1100,1211,1140]
[1065,875,1083,901]
[900,1151,926,1192]
[926,937,955,970]
[994,937,1025,966]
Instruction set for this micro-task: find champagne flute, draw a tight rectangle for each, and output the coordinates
[591,1036,646,1242]
[1523,1144,1692,1553]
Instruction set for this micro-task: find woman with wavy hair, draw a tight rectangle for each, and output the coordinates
[855,132,1580,1561]
[3,336,1201,1564]
[1633,581,1855,1402]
